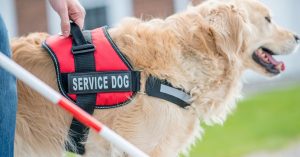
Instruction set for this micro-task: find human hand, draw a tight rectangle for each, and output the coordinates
[49,0,85,37]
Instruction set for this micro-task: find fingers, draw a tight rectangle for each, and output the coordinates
[71,1,86,29]
[71,10,85,30]
[49,0,71,37]
[74,18,84,30]
[59,8,70,37]
[49,0,85,36]
[68,2,85,30]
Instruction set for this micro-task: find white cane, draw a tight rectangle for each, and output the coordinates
[0,52,149,157]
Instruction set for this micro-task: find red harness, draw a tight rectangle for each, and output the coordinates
[43,24,140,154]
[43,26,140,109]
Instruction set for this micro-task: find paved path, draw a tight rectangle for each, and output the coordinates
[245,142,300,157]
[242,72,300,96]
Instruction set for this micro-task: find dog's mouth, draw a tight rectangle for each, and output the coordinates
[252,47,285,75]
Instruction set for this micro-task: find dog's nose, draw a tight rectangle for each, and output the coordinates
[294,34,300,43]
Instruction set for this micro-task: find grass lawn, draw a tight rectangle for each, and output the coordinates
[188,84,300,157]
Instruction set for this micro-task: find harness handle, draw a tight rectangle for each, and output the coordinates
[70,22,95,55]
[70,22,88,45]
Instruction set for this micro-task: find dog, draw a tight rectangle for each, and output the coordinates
[12,0,299,156]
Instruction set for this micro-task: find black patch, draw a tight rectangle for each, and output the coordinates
[145,76,191,108]
[68,71,134,94]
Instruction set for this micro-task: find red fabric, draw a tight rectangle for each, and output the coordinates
[45,36,75,73]
[92,28,129,71]
[46,28,133,106]
[58,98,102,132]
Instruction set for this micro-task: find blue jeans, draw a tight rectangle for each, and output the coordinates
[0,15,17,157]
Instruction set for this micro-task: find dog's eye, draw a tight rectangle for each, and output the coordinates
[265,16,271,23]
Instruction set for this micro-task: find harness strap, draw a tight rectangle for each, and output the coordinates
[65,23,96,155]
[145,76,191,108]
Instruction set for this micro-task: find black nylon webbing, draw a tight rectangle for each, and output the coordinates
[65,23,96,155]
[145,76,191,109]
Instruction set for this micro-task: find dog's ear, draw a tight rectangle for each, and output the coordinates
[206,4,249,61]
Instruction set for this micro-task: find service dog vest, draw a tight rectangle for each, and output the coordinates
[43,26,140,109]
[43,24,141,154]
[43,23,192,155]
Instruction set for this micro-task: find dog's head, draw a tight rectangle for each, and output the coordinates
[185,0,299,123]
[238,0,299,76]
[196,0,299,77]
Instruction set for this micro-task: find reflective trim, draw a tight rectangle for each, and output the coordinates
[160,84,191,104]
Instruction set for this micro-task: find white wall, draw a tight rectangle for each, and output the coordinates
[173,0,190,12]
[106,0,133,26]
[0,0,18,37]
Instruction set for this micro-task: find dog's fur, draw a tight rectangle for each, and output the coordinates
[12,0,299,156]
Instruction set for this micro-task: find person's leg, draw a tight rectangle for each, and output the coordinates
[0,15,17,157]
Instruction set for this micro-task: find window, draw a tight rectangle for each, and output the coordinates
[84,6,108,30]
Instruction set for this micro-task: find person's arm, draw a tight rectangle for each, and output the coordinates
[49,0,85,37]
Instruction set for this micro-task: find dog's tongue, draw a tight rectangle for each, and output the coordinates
[265,53,285,71]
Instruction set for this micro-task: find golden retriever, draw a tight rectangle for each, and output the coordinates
[12,0,299,156]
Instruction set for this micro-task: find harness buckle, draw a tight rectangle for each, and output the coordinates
[72,44,95,55]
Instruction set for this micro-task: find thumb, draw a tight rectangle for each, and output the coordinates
[74,18,84,30]
[60,10,70,37]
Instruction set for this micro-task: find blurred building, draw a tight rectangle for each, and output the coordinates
[0,0,202,37]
